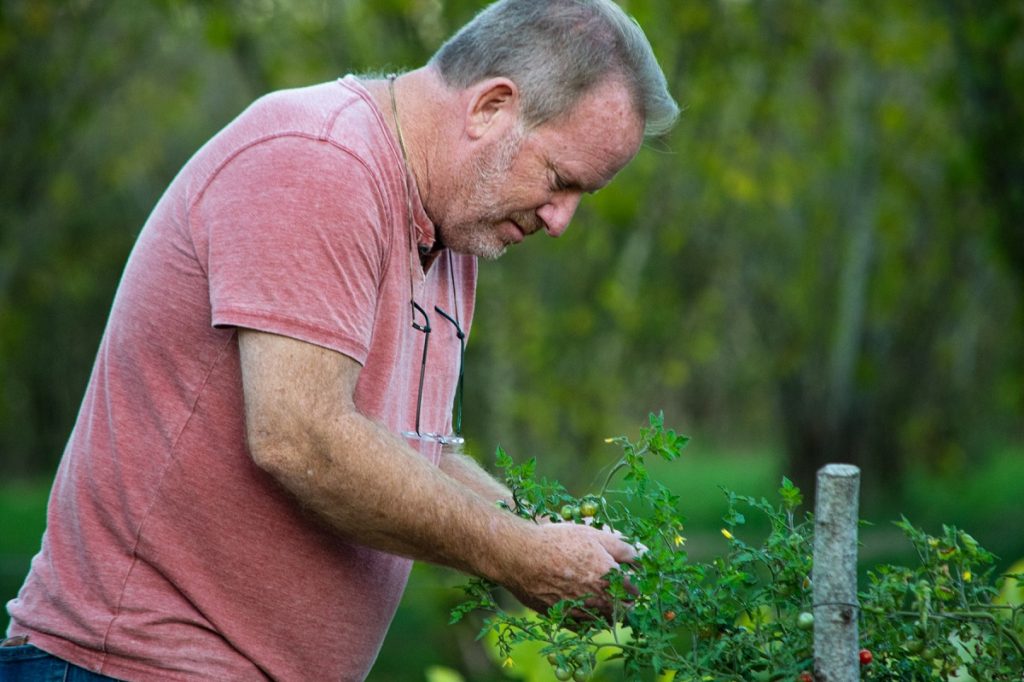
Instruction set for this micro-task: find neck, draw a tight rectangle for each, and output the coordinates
[380,70,448,270]
[371,69,456,231]
[378,71,426,214]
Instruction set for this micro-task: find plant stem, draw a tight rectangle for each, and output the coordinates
[599,459,629,498]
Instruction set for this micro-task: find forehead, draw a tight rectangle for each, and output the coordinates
[525,80,645,191]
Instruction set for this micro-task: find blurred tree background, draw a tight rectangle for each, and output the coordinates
[1,0,1022,679]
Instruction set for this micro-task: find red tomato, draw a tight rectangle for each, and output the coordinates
[859,648,873,665]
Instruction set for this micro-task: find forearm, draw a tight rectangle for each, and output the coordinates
[258,411,528,579]
[438,448,514,509]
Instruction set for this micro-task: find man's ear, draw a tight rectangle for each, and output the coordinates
[464,77,520,140]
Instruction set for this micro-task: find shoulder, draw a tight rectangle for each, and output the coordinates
[247,77,400,171]
[245,79,378,141]
[185,78,405,219]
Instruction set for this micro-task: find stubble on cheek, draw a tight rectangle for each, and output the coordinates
[438,129,528,260]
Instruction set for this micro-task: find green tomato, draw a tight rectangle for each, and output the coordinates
[560,505,578,520]
[572,667,590,682]
[904,638,925,655]
[547,653,559,665]
[554,667,572,681]
[797,612,814,630]
[580,500,599,517]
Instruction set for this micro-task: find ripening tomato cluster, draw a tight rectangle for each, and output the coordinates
[547,652,594,682]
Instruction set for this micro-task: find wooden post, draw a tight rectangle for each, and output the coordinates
[812,464,861,681]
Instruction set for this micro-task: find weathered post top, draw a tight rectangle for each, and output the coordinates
[813,463,861,682]
[819,464,860,479]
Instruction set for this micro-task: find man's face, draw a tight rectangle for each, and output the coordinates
[437,79,645,260]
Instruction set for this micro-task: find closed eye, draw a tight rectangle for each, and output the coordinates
[552,170,587,194]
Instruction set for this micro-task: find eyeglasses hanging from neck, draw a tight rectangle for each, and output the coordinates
[402,267,466,446]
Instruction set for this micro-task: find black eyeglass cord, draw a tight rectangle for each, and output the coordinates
[390,74,466,440]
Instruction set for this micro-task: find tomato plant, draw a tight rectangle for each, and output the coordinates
[450,414,1024,680]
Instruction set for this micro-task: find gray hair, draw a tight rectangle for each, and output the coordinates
[429,0,679,137]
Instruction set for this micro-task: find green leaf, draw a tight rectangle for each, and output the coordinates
[495,446,512,470]
[778,477,803,510]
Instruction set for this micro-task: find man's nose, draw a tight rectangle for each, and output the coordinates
[537,193,583,237]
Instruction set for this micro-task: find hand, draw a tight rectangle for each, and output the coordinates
[498,521,638,620]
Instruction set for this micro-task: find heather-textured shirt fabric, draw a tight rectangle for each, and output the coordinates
[6,76,476,681]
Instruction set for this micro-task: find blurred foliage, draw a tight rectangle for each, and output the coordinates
[1,0,1022,533]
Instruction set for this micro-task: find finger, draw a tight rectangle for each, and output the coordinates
[620,569,640,598]
[598,524,648,556]
[599,534,638,564]
[600,523,622,537]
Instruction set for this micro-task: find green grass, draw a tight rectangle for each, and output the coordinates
[641,441,1024,573]
[644,440,782,528]
[0,479,49,633]
[904,444,1024,525]
[897,445,1024,573]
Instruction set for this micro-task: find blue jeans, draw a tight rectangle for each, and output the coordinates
[0,642,121,681]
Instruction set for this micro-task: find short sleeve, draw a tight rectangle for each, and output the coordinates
[190,135,393,364]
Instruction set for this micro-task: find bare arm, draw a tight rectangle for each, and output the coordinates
[238,329,635,614]
[438,448,514,509]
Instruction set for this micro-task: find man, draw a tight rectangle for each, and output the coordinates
[3,0,678,679]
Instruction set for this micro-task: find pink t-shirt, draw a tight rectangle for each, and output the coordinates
[6,76,476,681]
